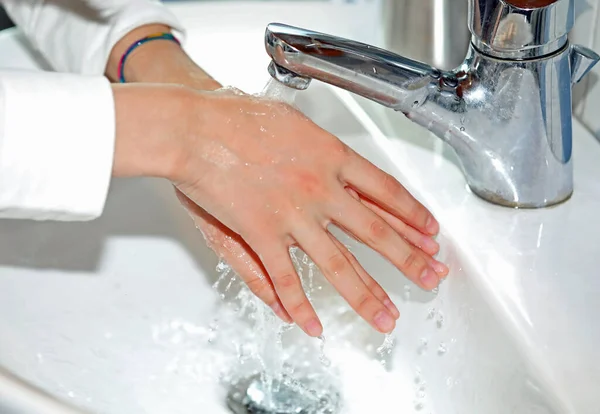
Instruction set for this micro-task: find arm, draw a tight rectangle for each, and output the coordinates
[1,0,448,336]
[0,0,188,220]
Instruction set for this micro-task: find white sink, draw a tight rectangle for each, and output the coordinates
[1,2,599,414]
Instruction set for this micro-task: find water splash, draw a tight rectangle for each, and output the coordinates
[155,78,412,413]
[318,335,332,368]
[376,333,396,357]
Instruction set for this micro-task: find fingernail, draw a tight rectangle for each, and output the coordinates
[305,319,323,337]
[374,310,395,333]
[271,303,292,323]
[384,299,400,319]
[426,216,439,235]
[432,261,449,277]
[421,237,440,255]
[420,268,439,289]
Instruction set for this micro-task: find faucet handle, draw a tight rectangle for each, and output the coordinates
[570,45,600,84]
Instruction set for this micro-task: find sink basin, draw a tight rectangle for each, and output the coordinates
[1,2,599,414]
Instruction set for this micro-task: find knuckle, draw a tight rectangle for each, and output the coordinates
[325,252,350,277]
[289,300,313,316]
[245,277,271,299]
[275,273,299,289]
[355,293,376,314]
[367,219,389,243]
[401,250,419,271]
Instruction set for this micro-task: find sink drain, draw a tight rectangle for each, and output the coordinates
[226,374,342,414]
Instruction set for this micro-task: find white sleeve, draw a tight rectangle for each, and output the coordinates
[1,0,185,74]
[0,70,115,221]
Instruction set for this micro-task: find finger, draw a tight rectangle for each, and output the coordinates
[223,247,293,323]
[335,219,448,280]
[294,225,396,334]
[334,193,443,290]
[175,188,292,323]
[328,233,400,319]
[340,157,439,235]
[258,244,323,337]
[355,193,440,256]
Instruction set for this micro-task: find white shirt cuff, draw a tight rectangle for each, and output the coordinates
[0,70,115,221]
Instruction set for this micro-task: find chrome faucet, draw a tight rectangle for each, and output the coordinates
[264,0,600,208]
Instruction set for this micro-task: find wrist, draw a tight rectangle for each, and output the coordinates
[112,84,193,180]
[107,24,221,91]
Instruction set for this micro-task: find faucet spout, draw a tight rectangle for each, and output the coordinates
[264,0,596,208]
[265,23,440,113]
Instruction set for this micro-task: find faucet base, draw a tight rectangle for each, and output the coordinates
[470,187,573,209]
[226,374,342,414]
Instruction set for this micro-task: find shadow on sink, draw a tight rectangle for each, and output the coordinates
[0,178,216,278]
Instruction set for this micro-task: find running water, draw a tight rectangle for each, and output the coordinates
[154,79,404,413]
[260,77,299,105]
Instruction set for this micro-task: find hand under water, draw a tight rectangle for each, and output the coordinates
[170,89,449,337]
[108,27,448,337]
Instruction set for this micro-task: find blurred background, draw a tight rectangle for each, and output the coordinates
[0,6,12,30]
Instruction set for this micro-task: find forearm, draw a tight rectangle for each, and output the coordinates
[106,24,221,91]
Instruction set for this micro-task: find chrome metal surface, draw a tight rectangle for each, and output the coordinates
[382,0,470,70]
[226,375,341,414]
[470,0,573,59]
[264,0,600,208]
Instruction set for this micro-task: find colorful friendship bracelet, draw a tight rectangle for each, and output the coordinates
[118,32,181,83]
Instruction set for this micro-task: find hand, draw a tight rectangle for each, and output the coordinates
[108,27,449,337]
[170,89,448,337]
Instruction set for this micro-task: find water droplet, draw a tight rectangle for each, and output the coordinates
[460,127,466,132]
[427,308,435,319]
[436,311,444,328]
[418,338,429,354]
[216,260,229,273]
[438,342,447,355]
[414,401,424,410]
[404,284,412,300]
[372,67,378,74]
[414,366,422,384]
[412,100,420,108]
